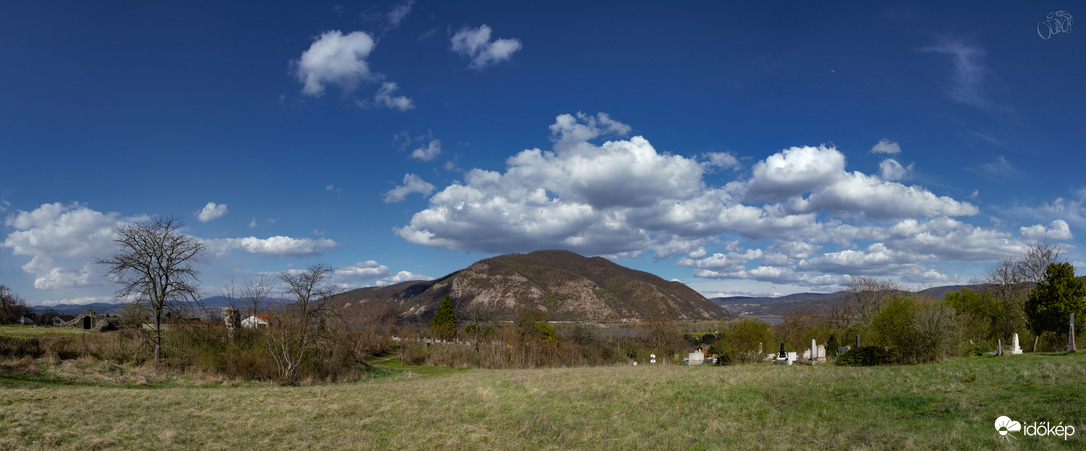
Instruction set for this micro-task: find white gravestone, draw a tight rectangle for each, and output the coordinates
[1011,333,1023,355]
[1070,313,1077,352]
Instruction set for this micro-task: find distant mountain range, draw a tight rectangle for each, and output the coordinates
[37,262,1043,321]
[337,250,733,322]
[710,284,984,317]
[31,296,287,316]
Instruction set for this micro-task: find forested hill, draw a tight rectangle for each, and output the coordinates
[337,250,734,323]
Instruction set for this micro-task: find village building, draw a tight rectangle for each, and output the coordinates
[241,314,273,328]
[66,310,119,332]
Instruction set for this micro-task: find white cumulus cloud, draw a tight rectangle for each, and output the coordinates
[207,236,338,257]
[393,113,1043,291]
[295,30,377,96]
[870,139,901,154]
[746,145,845,200]
[410,139,442,162]
[384,173,435,203]
[1020,219,1073,241]
[332,260,431,289]
[450,25,522,69]
[878,159,913,181]
[702,152,740,170]
[2,202,123,290]
[372,82,414,111]
[196,202,228,223]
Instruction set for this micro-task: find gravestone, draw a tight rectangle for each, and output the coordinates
[802,349,811,360]
[1070,313,1077,352]
[1011,333,1023,355]
[816,345,827,362]
[773,348,796,366]
[687,350,705,365]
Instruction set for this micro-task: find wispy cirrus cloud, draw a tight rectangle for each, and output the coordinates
[921,37,1009,113]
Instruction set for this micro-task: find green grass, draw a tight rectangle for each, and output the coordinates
[370,354,472,378]
[0,325,83,338]
[2,352,1084,449]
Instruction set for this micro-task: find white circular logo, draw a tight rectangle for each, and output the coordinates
[995,416,1022,436]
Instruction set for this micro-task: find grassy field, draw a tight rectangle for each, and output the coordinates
[1,352,1084,449]
[0,325,83,338]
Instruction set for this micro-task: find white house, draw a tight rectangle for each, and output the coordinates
[241,314,273,328]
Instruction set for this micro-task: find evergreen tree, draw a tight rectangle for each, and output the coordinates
[431,296,457,341]
[1025,262,1086,348]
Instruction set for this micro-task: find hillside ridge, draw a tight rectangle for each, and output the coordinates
[338,249,732,322]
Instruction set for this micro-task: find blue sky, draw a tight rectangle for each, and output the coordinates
[2,1,1085,305]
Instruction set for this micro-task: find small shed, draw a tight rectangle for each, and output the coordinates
[66,310,119,332]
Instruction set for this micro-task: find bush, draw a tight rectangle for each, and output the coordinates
[834,346,892,366]
[869,295,962,364]
[0,336,43,358]
[714,318,773,365]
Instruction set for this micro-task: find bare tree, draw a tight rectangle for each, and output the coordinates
[268,264,337,383]
[1019,243,1063,285]
[464,301,501,351]
[96,216,206,363]
[828,276,902,328]
[0,285,30,324]
[984,243,1063,351]
[242,275,275,316]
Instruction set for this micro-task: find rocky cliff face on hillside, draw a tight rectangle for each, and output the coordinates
[337,250,733,323]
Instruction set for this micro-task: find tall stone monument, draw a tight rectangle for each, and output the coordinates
[1069,313,1077,353]
[222,307,241,339]
[1010,333,1023,355]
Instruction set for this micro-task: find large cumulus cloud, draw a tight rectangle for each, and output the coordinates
[397,113,1070,290]
[3,203,343,292]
